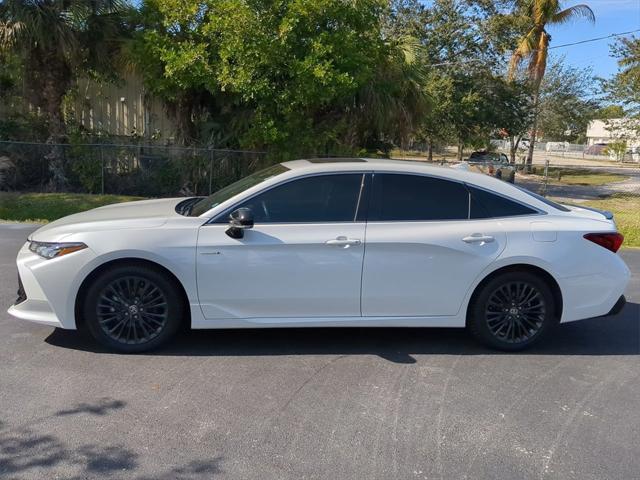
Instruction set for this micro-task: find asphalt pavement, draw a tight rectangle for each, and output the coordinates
[0,223,638,480]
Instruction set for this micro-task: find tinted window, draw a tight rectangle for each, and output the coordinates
[468,185,538,218]
[235,174,364,223]
[190,164,289,216]
[370,174,469,221]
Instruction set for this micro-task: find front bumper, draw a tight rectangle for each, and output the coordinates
[7,241,97,329]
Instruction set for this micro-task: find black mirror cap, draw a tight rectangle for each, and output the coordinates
[229,207,254,228]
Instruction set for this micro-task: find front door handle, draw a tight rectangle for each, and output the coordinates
[325,236,361,247]
[462,234,495,244]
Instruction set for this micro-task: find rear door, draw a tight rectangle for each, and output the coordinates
[361,173,507,317]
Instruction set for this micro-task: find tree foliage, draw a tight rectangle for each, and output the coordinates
[601,36,640,125]
[0,0,132,189]
[0,0,611,166]
[536,60,599,142]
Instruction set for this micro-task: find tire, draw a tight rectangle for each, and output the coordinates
[495,170,503,180]
[82,264,184,353]
[467,271,557,351]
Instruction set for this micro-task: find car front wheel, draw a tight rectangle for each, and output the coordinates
[82,264,184,352]
[468,271,557,351]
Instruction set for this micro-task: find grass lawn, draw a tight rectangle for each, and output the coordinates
[0,192,145,223]
[550,194,640,248]
[583,195,640,248]
[529,167,628,186]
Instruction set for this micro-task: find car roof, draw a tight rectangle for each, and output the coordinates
[282,157,490,185]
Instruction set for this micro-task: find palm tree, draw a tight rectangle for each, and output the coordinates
[508,0,595,169]
[0,0,130,190]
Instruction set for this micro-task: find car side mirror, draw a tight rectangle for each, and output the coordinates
[226,207,254,239]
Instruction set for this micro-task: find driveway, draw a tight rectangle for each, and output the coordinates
[0,224,638,479]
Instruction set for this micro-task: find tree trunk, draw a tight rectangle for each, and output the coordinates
[43,71,70,192]
[525,90,541,173]
[510,135,522,163]
[457,142,463,161]
[427,139,433,163]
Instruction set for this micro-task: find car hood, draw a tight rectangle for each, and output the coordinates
[30,198,184,241]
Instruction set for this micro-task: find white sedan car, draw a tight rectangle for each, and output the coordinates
[9,159,629,352]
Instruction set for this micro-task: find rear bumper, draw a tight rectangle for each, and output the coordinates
[559,254,630,323]
[604,295,626,317]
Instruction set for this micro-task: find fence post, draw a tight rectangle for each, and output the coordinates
[209,149,214,195]
[100,145,105,195]
[541,158,550,197]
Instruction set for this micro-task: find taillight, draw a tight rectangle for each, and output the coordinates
[584,232,624,253]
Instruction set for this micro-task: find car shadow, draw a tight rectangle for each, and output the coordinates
[45,302,639,360]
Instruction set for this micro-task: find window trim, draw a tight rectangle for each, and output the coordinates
[205,171,371,226]
[204,170,547,226]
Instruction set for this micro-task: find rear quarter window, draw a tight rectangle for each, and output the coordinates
[468,185,538,219]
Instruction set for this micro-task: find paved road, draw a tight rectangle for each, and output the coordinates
[1,224,638,480]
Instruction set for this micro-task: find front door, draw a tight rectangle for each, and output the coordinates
[197,173,368,319]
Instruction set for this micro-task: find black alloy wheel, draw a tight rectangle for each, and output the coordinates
[83,264,183,352]
[468,271,557,351]
[484,281,546,343]
[96,275,168,345]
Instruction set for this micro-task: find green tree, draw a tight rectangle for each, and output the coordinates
[593,105,625,119]
[508,0,595,168]
[536,60,599,143]
[410,0,528,160]
[0,0,131,189]
[601,36,640,137]
[132,0,429,156]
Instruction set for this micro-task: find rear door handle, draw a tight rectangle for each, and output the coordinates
[325,236,361,247]
[462,234,495,244]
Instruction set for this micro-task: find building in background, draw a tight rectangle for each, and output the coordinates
[72,74,176,142]
[586,118,640,149]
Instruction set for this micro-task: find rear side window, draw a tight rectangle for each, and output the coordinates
[468,185,538,218]
[235,173,364,223]
[370,174,469,221]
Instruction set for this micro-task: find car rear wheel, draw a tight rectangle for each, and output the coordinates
[468,271,557,351]
[82,264,183,352]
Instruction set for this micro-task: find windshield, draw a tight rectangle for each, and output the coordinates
[189,164,290,216]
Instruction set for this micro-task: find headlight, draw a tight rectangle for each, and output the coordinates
[28,241,88,259]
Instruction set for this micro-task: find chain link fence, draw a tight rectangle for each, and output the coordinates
[490,139,640,163]
[1,139,637,204]
[0,141,272,197]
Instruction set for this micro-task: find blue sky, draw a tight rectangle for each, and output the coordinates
[547,0,640,79]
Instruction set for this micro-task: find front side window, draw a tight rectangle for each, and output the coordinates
[189,164,289,216]
[369,173,469,221]
[233,173,365,223]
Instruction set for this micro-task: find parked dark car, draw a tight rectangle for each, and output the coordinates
[465,151,516,183]
[585,143,608,156]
